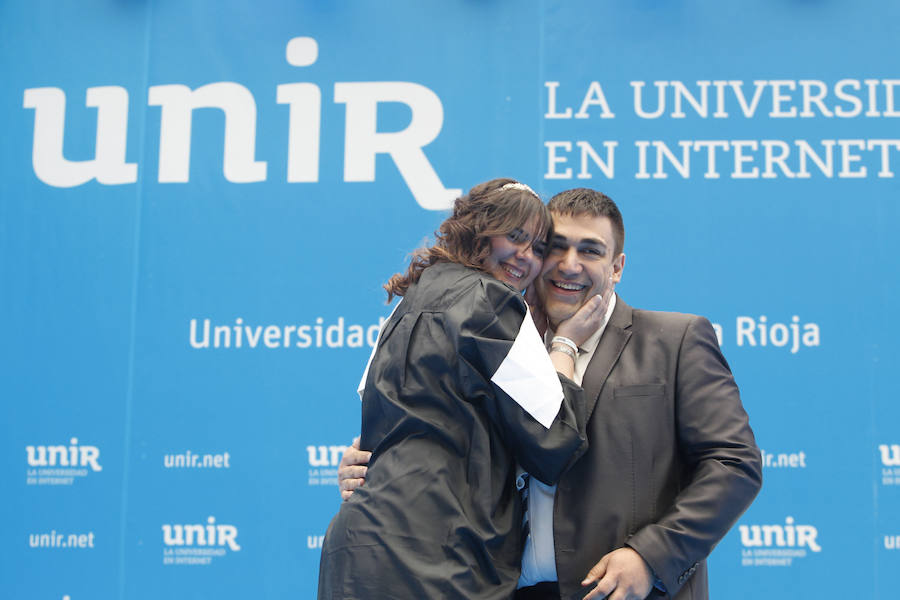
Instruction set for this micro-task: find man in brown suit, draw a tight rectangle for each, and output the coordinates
[340,188,762,600]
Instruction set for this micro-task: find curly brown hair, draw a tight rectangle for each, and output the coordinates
[384,178,550,301]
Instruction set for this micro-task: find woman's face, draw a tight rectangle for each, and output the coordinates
[484,221,544,291]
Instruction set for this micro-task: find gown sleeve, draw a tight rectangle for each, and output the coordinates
[455,277,588,485]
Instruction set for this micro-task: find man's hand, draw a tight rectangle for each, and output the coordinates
[338,437,371,501]
[581,547,654,600]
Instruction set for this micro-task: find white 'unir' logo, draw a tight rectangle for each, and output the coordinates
[26,438,102,471]
[162,517,240,551]
[879,444,900,466]
[739,517,821,552]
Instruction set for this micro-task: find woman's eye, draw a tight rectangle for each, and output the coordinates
[507,230,527,243]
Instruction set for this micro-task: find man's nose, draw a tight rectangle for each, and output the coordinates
[558,248,581,273]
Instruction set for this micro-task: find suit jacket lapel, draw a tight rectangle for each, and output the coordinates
[581,297,633,424]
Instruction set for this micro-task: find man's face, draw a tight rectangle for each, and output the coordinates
[535,213,625,328]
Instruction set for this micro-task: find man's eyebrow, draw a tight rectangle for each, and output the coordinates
[551,233,606,246]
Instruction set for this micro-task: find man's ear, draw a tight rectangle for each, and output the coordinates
[611,253,625,283]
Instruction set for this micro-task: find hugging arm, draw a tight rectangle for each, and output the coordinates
[337,437,371,501]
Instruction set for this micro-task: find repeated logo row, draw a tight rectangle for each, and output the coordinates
[27,518,238,566]
[24,441,900,488]
[25,440,231,486]
[25,516,900,572]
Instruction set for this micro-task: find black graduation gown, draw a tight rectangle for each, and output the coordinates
[318,262,588,600]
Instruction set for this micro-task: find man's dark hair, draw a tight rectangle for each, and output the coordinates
[547,188,625,257]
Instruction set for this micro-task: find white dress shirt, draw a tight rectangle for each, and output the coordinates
[518,294,617,587]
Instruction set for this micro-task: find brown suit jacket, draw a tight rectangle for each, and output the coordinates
[553,298,762,600]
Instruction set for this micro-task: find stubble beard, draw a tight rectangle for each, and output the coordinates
[545,301,582,331]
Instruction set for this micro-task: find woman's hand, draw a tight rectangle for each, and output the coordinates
[555,284,612,347]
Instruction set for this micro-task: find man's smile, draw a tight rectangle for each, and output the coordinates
[549,279,587,293]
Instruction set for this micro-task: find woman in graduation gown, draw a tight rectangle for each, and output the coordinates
[317,178,607,600]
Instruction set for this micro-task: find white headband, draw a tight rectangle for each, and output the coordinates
[500,182,539,198]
